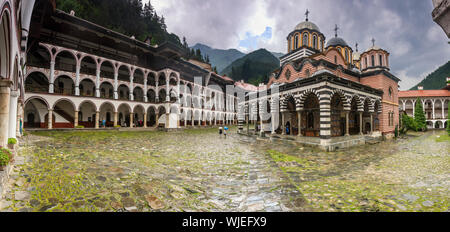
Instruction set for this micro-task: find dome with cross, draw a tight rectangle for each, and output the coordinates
[286,10,326,54]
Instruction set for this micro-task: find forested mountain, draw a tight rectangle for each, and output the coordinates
[410,61,450,90]
[191,44,246,73]
[271,52,285,58]
[221,49,280,85]
[55,0,182,46]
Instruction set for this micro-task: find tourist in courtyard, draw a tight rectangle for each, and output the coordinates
[219,126,223,136]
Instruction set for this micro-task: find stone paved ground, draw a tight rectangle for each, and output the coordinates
[0,128,448,212]
[0,128,306,212]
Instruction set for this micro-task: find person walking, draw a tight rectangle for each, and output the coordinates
[219,126,223,137]
[223,128,227,139]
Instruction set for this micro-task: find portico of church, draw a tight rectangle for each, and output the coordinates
[238,72,383,151]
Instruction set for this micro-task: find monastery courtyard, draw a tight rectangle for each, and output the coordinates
[0,128,448,212]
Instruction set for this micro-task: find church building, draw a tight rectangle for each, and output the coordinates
[239,11,401,150]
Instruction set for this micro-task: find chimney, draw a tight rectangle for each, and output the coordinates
[418,86,423,90]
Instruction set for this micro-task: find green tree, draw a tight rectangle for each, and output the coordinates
[241,59,252,82]
[414,98,426,131]
[56,0,182,47]
[401,113,416,133]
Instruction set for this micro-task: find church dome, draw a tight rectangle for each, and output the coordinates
[365,45,381,52]
[326,37,348,48]
[295,21,320,32]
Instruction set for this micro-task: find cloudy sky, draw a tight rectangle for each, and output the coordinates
[150,0,450,90]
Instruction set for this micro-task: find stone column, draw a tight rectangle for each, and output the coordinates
[75,63,80,96]
[130,113,134,128]
[48,109,53,129]
[0,81,11,147]
[49,60,55,93]
[370,113,374,134]
[114,70,119,100]
[260,117,264,133]
[129,74,134,101]
[297,111,302,137]
[432,100,435,119]
[74,111,79,127]
[113,112,118,127]
[155,81,159,103]
[144,76,148,102]
[8,90,19,139]
[319,97,331,142]
[165,112,170,128]
[246,115,249,134]
[156,113,160,127]
[441,99,445,120]
[359,111,363,135]
[412,100,416,117]
[271,112,276,134]
[16,107,22,137]
[95,111,99,128]
[281,112,286,135]
[166,75,170,102]
[345,111,350,136]
[144,113,147,128]
[95,69,101,98]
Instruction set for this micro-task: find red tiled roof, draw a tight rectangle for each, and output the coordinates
[235,81,259,91]
[220,75,234,82]
[399,89,450,98]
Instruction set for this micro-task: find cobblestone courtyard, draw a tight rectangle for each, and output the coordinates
[0,128,449,212]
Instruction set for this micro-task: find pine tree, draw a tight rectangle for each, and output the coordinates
[414,98,426,131]
[142,2,154,18]
[160,16,167,32]
[182,37,188,49]
[195,49,202,61]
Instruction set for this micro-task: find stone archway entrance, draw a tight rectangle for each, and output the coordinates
[302,93,320,137]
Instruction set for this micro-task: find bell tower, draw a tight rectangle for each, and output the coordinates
[360,38,390,73]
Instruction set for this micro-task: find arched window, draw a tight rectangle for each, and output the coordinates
[334,56,337,64]
[302,33,308,46]
[313,35,317,49]
[365,57,368,68]
[379,54,383,66]
[345,49,349,62]
[288,36,291,52]
[305,69,310,77]
[388,87,393,97]
[294,35,299,49]
[371,55,375,67]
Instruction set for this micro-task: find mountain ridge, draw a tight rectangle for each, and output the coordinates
[410,61,450,90]
[191,43,284,74]
[220,48,280,85]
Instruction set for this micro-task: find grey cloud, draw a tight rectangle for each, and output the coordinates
[154,0,450,90]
